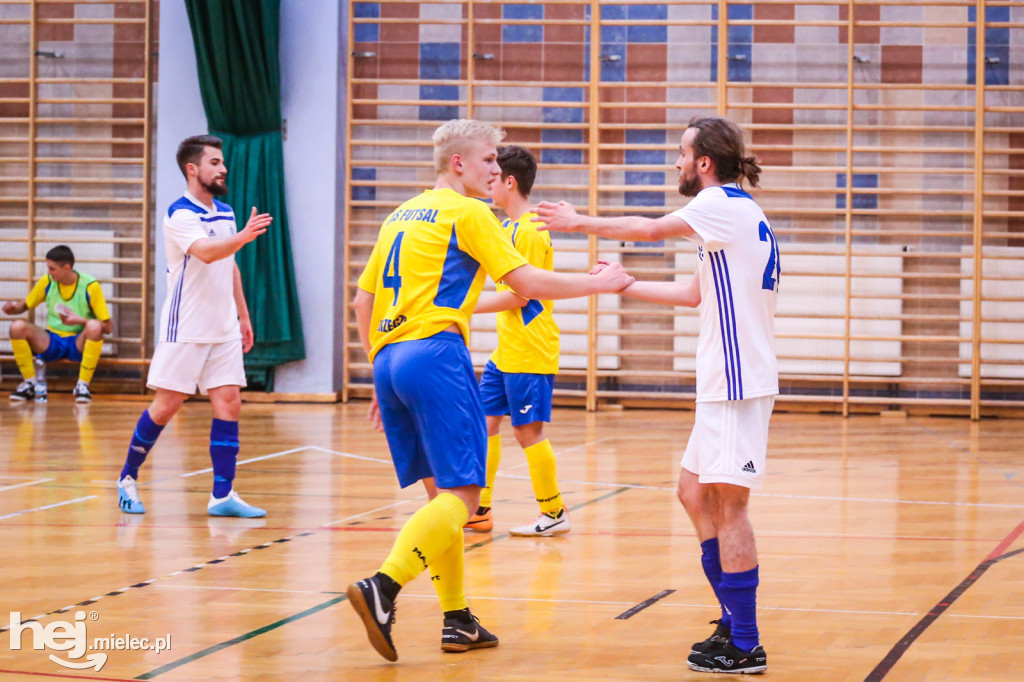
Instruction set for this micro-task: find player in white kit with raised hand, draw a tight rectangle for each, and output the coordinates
[115,134,272,519]
[535,116,777,675]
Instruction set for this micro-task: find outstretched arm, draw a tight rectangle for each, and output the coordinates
[620,275,701,308]
[474,290,528,315]
[533,200,695,242]
[188,207,272,264]
[501,262,634,301]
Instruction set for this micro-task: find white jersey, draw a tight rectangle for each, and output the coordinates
[674,183,779,402]
[158,192,241,343]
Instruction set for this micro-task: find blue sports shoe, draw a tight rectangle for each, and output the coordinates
[117,475,146,514]
[207,490,266,518]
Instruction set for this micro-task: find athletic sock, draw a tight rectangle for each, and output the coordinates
[209,418,239,498]
[720,565,760,652]
[79,338,103,384]
[120,410,165,481]
[524,439,562,515]
[479,435,501,507]
[12,339,35,381]
[429,527,467,612]
[700,538,731,628]
[380,492,468,586]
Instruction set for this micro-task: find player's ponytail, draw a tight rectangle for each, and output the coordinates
[738,155,761,189]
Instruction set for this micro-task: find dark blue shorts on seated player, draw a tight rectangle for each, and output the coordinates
[38,330,83,363]
[479,360,555,427]
[373,331,487,489]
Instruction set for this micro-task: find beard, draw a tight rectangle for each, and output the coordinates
[202,176,229,196]
[678,172,701,197]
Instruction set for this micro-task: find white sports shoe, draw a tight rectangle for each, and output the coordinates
[117,475,146,514]
[207,489,266,518]
[509,507,571,537]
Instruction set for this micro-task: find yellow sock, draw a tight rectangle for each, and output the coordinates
[428,528,467,612]
[479,435,501,507]
[380,492,469,586]
[12,339,35,380]
[524,439,563,515]
[79,338,103,384]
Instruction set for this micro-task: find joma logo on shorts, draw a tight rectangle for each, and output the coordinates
[377,315,407,333]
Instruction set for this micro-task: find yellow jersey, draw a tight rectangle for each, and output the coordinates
[491,212,560,374]
[357,188,528,362]
[25,273,110,337]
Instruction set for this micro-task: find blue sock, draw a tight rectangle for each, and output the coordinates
[700,538,731,627]
[210,418,239,499]
[719,566,760,652]
[120,410,165,481]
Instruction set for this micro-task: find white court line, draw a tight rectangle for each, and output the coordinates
[499,474,1024,509]
[322,497,426,528]
[502,436,616,473]
[0,495,96,521]
[305,445,391,464]
[0,478,53,492]
[501,473,665,491]
[180,445,314,478]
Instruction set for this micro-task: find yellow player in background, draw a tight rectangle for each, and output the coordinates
[3,244,113,403]
[469,145,569,537]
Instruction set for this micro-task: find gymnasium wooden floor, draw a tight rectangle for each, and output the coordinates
[0,396,1021,681]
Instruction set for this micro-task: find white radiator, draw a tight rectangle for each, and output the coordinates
[959,246,1024,379]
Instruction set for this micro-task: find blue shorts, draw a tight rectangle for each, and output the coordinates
[373,331,486,489]
[38,331,83,363]
[479,360,554,426]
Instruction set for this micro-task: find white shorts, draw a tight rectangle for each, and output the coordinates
[147,340,246,395]
[681,395,775,489]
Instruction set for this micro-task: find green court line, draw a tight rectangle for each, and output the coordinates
[136,485,631,678]
[134,594,347,680]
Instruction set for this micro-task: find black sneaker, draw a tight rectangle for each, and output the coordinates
[687,640,767,674]
[9,380,35,401]
[441,612,499,653]
[347,576,398,661]
[691,618,731,655]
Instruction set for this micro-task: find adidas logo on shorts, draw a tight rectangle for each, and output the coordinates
[742,461,757,474]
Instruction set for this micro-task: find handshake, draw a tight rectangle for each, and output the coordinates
[587,260,634,293]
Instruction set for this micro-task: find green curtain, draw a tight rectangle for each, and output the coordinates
[184,0,304,390]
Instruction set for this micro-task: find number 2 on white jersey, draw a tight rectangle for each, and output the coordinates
[758,221,780,292]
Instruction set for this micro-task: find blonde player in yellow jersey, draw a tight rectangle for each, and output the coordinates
[3,245,113,403]
[347,119,633,663]
[467,145,569,537]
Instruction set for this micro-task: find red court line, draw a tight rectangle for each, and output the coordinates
[986,518,1024,560]
[0,669,135,681]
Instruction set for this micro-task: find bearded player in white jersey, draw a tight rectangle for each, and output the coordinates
[535,117,777,675]
[115,134,272,519]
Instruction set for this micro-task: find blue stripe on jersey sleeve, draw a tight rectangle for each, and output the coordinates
[521,298,544,326]
[167,196,207,217]
[433,225,480,309]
